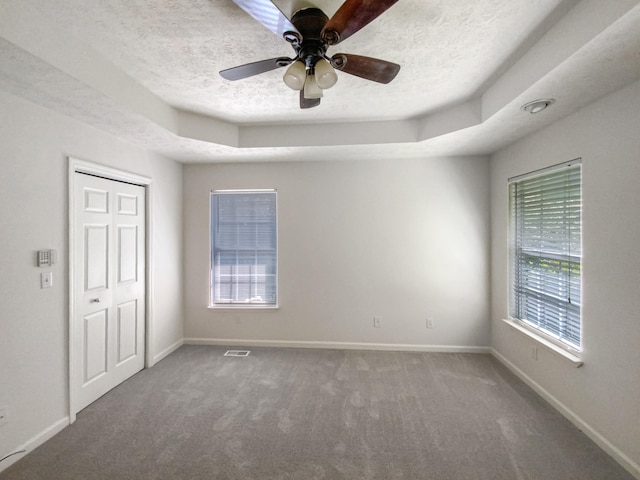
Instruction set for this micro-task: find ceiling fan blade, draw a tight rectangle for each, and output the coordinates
[333,54,400,84]
[321,0,399,45]
[220,57,293,81]
[300,90,321,109]
[231,0,299,38]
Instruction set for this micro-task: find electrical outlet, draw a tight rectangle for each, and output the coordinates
[373,316,381,328]
[0,406,8,427]
[531,346,539,360]
[426,317,434,329]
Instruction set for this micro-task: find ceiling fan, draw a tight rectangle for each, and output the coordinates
[220,0,401,109]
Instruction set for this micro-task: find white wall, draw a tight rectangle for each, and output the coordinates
[183,157,490,350]
[1,62,637,480]
[0,91,184,466]
[490,80,640,476]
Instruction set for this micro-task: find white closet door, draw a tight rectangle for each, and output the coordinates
[74,173,145,412]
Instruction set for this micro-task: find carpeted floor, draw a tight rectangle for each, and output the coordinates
[1,346,634,479]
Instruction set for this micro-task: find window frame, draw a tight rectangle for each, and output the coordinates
[508,159,583,355]
[209,189,278,309]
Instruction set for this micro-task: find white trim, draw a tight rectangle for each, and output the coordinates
[212,189,277,193]
[501,318,583,366]
[67,162,76,422]
[508,157,582,183]
[145,182,154,369]
[152,339,184,365]
[73,159,152,186]
[491,348,640,480]
[184,338,491,354]
[68,157,152,423]
[0,417,69,473]
[207,305,279,310]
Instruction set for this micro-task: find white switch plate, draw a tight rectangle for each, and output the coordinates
[373,316,381,328]
[41,272,53,289]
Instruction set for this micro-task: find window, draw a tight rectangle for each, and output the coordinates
[210,190,277,306]
[509,161,582,350]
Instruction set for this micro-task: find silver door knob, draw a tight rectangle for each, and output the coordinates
[90,298,101,303]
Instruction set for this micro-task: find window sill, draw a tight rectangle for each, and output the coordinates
[501,318,583,367]
[208,304,279,311]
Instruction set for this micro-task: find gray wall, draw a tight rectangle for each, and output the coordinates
[490,80,640,475]
[0,91,184,465]
[183,157,491,350]
[2,78,639,478]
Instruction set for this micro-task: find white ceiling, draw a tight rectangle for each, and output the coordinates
[1,0,639,162]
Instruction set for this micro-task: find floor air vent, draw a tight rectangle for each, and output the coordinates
[224,350,251,357]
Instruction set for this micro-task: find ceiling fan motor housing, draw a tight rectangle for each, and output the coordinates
[286,8,333,69]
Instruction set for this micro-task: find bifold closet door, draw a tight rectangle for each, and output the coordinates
[74,173,145,412]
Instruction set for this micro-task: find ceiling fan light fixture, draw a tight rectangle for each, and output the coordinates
[283,60,306,90]
[314,58,338,89]
[303,73,323,99]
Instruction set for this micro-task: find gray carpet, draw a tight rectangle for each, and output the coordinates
[1,346,633,479]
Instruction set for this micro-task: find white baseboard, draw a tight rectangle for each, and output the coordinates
[491,348,640,480]
[0,417,69,473]
[151,338,184,366]
[184,337,491,354]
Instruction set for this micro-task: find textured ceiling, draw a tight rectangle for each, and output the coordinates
[1,0,639,162]
[6,0,563,123]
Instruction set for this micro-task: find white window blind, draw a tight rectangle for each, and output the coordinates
[210,191,277,305]
[510,161,582,349]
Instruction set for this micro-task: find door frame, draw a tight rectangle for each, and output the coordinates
[68,157,153,423]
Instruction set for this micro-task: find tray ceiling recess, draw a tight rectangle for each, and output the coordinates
[1,0,639,162]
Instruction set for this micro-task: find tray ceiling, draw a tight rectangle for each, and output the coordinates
[1,0,639,162]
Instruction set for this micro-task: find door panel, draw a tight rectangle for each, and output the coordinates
[117,300,138,364]
[117,193,137,215]
[84,225,109,291]
[83,309,108,383]
[74,173,145,412]
[117,225,138,284]
[84,187,109,213]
